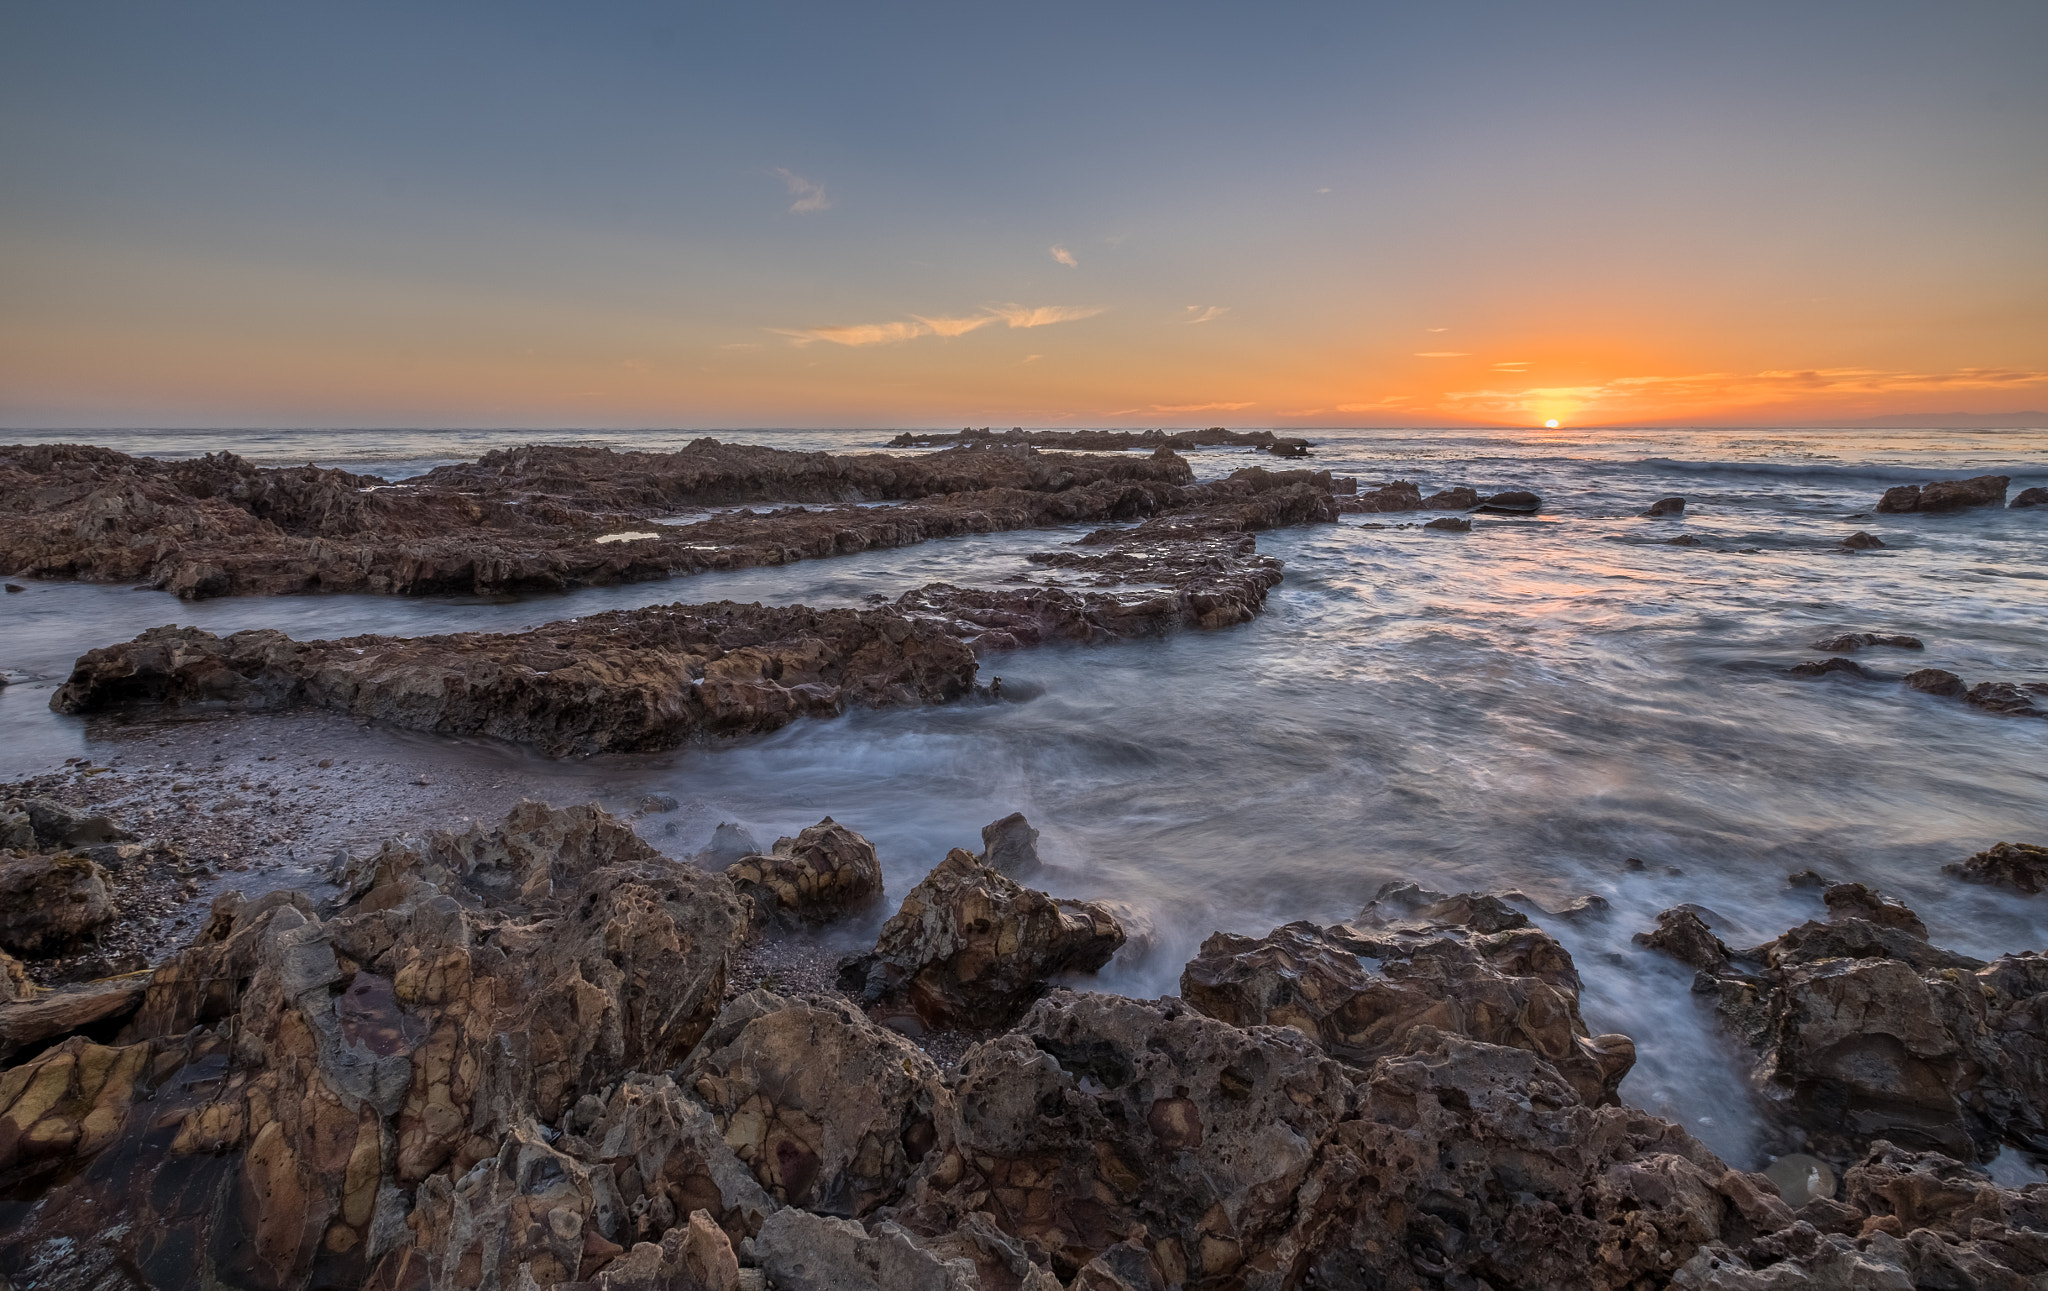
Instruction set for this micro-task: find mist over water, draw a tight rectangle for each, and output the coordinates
[3,425,2045,1169]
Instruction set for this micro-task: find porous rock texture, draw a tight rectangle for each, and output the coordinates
[0,440,1199,599]
[1181,884,1638,1107]
[1647,885,2048,1163]
[838,848,1125,1029]
[1874,474,2010,513]
[721,817,883,927]
[0,852,116,957]
[48,475,1338,758]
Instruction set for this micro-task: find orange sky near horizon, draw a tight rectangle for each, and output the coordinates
[3,4,2044,431]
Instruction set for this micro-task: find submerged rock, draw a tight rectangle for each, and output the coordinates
[1787,657,1878,680]
[1422,514,1472,532]
[1809,631,1923,652]
[1904,667,1968,697]
[1966,680,2048,719]
[1473,489,1543,514]
[2012,485,2048,508]
[1943,840,2048,895]
[1874,474,2009,513]
[838,849,1123,1029]
[1839,530,1887,549]
[1421,485,1480,509]
[1641,495,1687,516]
[1182,885,1636,1106]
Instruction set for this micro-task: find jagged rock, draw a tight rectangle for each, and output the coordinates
[1642,496,1687,516]
[682,990,949,1216]
[1687,890,2048,1161]
[0,853,115,957]
[723,818,882,926]
[1345,480,1424,512]
[1279,1031,1795,1290]
[1422,515,1471,532]
[1676,1141,2048,1289]
[836,850,1123,1029]
[1635,907,1739,976]
[588,1210,742,1291]
[1874,475,2010,513]
[1809,632,1922,652]
[2011,486,2048,508]
[1840,530,1887,549]
[1787,657,1878,680]
[1473,489,1542,514]
[1,802,746,1290]
[0,1035,152,1179]
[1905,667,1967,697]
[1967,680,2048,719]
[1944,841,2048,895]
[977,812,1040,878]
[696,822,763,866]
[1182,886,1636,1106]
[1422,485,1480,509]
[898,991,1354,1283]
[755,1210,1020,1291]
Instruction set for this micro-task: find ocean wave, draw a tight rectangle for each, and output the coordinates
[1633,457,2048,484]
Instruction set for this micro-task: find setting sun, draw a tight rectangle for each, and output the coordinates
[1545,419,1560,428]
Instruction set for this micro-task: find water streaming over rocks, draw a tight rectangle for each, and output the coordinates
[2,425,2045,1178]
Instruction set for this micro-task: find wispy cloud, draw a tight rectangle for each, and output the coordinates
[910,314,999,338]
[1439,366,2048,419]
[774,167,832,213]
[1107,401,1256,414]
[1491,361,1530,370]
[1184,305,1230,324]
[771,303,1105,347]
[985,303,1107,328]
[1050,244,1078,267]
[1424,327,1449,333]
[1314,186,1333,194]
[1021,354,1043,364]
[1415,351,1470,358]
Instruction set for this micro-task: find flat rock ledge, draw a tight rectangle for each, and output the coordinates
[4,800,2044,1290]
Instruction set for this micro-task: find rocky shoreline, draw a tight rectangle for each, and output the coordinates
[1,794,2043,1290]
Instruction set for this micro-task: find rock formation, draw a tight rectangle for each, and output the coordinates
[0,852,115,957]
[1809,631,1923,652]
[838,849,1124,1029]
[1943,840,2048,895]
[1644,886,2048,1163]
[888,426,1313,456]
[2012,485,2048,508]
[1473,489,1544,514]
[1180,884,1637,1107]
[1874,474,2010,513]
[1642,495,1687,516]
[722,818,883,926]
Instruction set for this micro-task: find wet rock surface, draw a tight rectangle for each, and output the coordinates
[838,848,1125,1030]
[0,440,1204,599]
[1642,495,1687,516]
[1873,473,2010,513]
[1809,631,1923,652]
[2012,485,2048,507]
[1943,840,2048,895]
[1181,884,1637,1107]
[1643,887,2048,1164]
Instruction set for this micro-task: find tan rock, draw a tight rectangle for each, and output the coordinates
[839,849,1124,1029]
[723,818,883,926]
[0,852,116,957]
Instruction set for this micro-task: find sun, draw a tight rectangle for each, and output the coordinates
[1544,418,1560,428]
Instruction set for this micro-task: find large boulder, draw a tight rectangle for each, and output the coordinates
[1648,889,2048,1161]
[3,797,135,850]
[977,812,1041,878]
[898,990,1354,1283]
[2011,485,2048,508]
[1181,886,1636,1106]
[0,853,116,957]
[1874,475,2009,513]
[837,849,1124,1029]
[681,990,950,1217]
[722,817,882,926]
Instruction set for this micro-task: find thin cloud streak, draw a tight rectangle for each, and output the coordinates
[774,167,832,213]
[771,303,1105,347]
[1050,245,1078,267]
[1106,400,1255,414]
[1184,305,1230,324]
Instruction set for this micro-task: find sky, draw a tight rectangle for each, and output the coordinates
[2,1,2045,430]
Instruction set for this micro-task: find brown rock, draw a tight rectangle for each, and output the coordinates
[0,975,149,1065]
[723,818,882,926]
[0,853,116,957]
[898,990,1353,1282]
[682,989,949,1216]
[1421,485,1480,509]
[1904,667,1967,698]
[1183,888,1636,1106]
[2011,485,2048,508]
[1473,488,1543,514]
[1840,530,1887,549]
[1966,680,2048,718]
[1809,632,1922,652]
[1821,882,1927,937]
[837,850,1124,1030]
[1943,840,2048,895]
[1635,907,1739,976]
[1786,657,1877,680]
[1874,474,2010,513]
[1422,515,1472,532]
[977,812,1040,878]
[1641,495,1687,516]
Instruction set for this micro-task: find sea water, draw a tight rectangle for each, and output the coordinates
[3,425,2044,1168]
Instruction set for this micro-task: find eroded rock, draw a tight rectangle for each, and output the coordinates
[1944,840,2048,895]
[1809,632,1923,652]
[837,850,1123,1030]
[1874,475,2010,513]
[723,818,882,927]
[0,853,115,957]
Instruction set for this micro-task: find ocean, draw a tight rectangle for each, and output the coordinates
[2,424,2044,1172]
